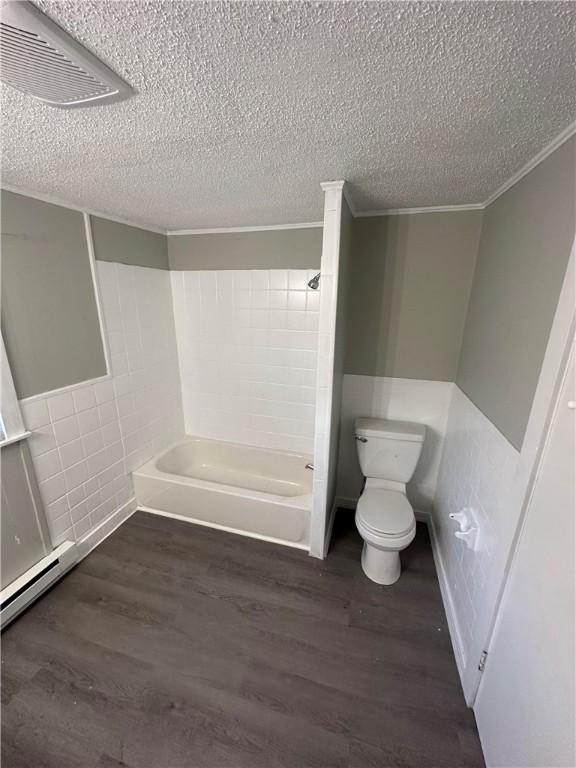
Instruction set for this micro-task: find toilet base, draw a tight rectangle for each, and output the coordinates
[361,542,401,585]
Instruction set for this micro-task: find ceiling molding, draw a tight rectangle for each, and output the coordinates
[356,203,484,218]
[354,119,576,218]
[0,184,167,235]
[481,119,576,208]
[3,121,574,232]
[167,221,323,236]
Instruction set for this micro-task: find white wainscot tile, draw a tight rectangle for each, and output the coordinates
[77,407,101,434]
[53,415,80,446]
[73,515,92,539]
[59,438,85,470]
[47,391,75,421]
[39,473,67,505]
[49,513,74,545]
[72,385,97,413]
[21,399,50,430]
[82,429,105,457]
[67,485,85,508]
[28,424,57,457]
[34,449,62,482]
[94,379,115,404]
[46,495,69,522]
[98,400,118,427]
[102,421,122,446]
[70,499,89,524]
[65,460,89,492]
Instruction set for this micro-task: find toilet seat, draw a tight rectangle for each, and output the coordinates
[356,488,415,537]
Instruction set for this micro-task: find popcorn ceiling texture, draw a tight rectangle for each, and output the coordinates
[2,1,575,229]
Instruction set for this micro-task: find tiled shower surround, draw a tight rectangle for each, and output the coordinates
[20,262,183,547]
[170,269,320,455]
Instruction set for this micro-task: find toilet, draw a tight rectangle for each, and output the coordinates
[354,418,426,585]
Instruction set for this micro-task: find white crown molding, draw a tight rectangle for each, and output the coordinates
[167,221,323,235]
[356,203,484,217]
[481,119,576,208]
[352,119,576,218]
[0,184,167,235]
[4,121,573,230]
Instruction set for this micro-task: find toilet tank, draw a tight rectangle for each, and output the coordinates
[355,418,425,483]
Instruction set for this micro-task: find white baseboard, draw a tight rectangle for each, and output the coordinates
[418,509,468,697]
[76,497,138,560]
[2,498,137,628]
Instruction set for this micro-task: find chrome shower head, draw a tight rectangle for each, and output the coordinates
[307,272,321,290]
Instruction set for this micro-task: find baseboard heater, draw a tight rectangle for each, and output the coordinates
[0,541,78,629]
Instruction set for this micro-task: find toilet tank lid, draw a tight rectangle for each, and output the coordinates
[355,418,425,442]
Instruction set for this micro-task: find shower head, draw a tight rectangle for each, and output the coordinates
[307,272,321,290]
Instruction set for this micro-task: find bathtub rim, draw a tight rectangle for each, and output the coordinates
[133,435,314,512]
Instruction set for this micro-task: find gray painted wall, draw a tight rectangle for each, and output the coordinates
[91,216,168,270]
[345,211,483,381]
[1,191,107,399]
[457,136,576,449]
[168,227,322,270]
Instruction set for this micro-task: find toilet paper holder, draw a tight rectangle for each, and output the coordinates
[449,507,480,551]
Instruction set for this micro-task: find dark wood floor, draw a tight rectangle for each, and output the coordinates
[1,510,484,768]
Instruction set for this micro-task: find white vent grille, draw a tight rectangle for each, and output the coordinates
[0,1,133,108]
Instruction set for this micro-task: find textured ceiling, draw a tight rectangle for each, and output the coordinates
[1,1,575,230]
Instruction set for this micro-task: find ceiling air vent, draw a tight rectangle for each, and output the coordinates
[0,0,133,108]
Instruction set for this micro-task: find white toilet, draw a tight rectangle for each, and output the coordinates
[354,418,426,585]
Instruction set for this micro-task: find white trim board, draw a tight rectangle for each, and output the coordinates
[351,119,576,217]
[482,119,576,207]
[0,184,167,235]
[167,221,323,235]
[357,203,484,217]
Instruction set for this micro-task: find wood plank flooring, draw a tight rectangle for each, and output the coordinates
[1,510,485,767]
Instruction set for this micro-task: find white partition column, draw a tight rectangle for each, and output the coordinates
[309,181,350,558]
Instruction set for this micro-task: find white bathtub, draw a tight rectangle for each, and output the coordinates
[133,436,312,549]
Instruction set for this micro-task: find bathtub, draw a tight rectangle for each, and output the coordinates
[133,436,312,549]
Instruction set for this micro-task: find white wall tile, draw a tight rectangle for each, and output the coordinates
[77,407,100,435]
[19,261,184,550]
[46,391,75,422]
[171,269,318,455]
[336,375,454,511]
[28,424,57,457]
[59,438,85,470]
[39,473,67,505]
[72,385,96,413]
[433,386,520,669]
[52,415,80,446]
[34,449,62,483]
[21,399,50,430]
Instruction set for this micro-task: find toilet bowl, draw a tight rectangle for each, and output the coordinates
[355,487,416,585]
[354,417,425,585]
